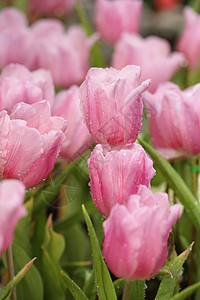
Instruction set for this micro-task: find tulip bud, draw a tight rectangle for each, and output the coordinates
[0,101,67,188]
[0,63,55,112]
[79,65,150,146]
[177,6,200,70]
[144,82,200,160]
[112,34,185,92]
[95,0,143,44]
[88,143,155,217]
[103,185,180,279]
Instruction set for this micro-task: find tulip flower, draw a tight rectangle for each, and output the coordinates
[95,0,143,44]
[177,6,200,70]
[88,143,155,217]
[79,65,150,145]
[144,82,200,160]
[112,34,185,92]
[29,0,75,15]
[26,23,97,88]
[103,185,180,279]
[0,180,26,256]
[0,8,29,69]
[0,7,28,32]
[53,85,93,161]
[0,64,55,112]
[0,101,67,188]
[0,27,30,69]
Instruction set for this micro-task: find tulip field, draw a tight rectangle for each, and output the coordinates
[1,0,200,299]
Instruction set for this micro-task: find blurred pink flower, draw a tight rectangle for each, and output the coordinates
[0,7,28,32]
[0,101,67,188]
[0,8,29,69]
[29,0,75,15]
[95,0,143,44]
[144,82,200,160]
[27,23,97,88]
[103,185,180,279]
[79,65,150,145]
[53,85,93,161]
[88,143,155,217]
[0,179,26,256]
[177,6,200,69]
[0,27,30,69]
[112,34,185,92]
[0,64,55,112]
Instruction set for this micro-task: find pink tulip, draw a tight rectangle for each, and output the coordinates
[27,24,97,88]
[0,179,26,256]
[0,8,29,69]
[0,27,30,69]
[29,0,75,15]
[88,143,155,217]
[79,65,150,145]
[112,34,185,92]
[30,19,65,39]
[177,7,200,69]
[53,85,93,161]
[0,101,67,188]
[144,82,200,160]
[25,19,65,71]
[0,64,55,112]
[95,0,143,44]
[103,185,180,279]
[0,7,28,32]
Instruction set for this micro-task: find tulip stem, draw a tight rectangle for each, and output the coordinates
[188,158,200,299]
[191,159,198,198]
[6,244,17,300]
[122,280,132,300]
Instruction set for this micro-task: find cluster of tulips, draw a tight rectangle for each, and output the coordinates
[1,0,200,299]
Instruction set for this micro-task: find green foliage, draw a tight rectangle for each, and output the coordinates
[130,280,147,300]
[155,244,193,299]
[138,138,200,231]
[0,258,36,300]
[171,281,200,300]
[82,205,117,300]
[61,271,89,300]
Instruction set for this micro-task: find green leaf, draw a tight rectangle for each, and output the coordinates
[32,155,86,216]
[171,281,200,300]
[0,258,36,300]
[42,250,65,300]
[114,278,125,298]
[138,138,200,231]
[61,271,89,300]
[12,242,43,300]
[155,244,193,300]
[82,205,117,300]
[54,201,97,232]
[43,215,65,264]
[41,215,66,300]
[82,269,96,300]
[14,198,33,256]
[130,280,147,300]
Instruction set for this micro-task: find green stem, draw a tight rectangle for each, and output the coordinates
[138,138,200,231]
[122,280,132,300]
[191,159,198,197]
[189,158,200,299]
[6,245,17,300]
[75,1,106,67]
